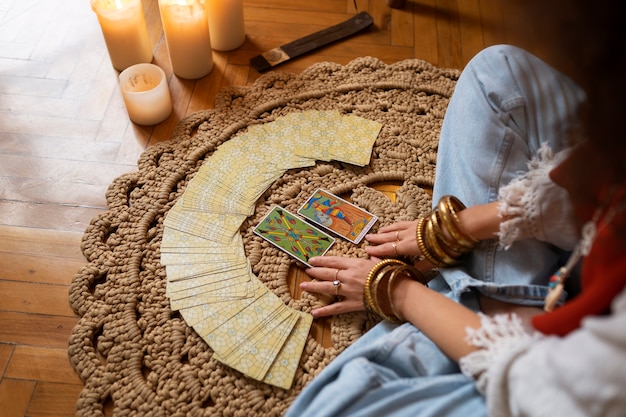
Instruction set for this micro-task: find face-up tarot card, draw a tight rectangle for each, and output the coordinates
[298,188,378,244]
[253,206,335,267]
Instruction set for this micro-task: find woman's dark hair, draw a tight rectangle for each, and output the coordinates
[515,0,625,187]
[530,0,626,184]
[510,0,625,240]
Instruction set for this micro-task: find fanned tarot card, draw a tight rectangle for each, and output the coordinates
[160,110,382,389]
[254,206,335,267]
[298,188,378,244]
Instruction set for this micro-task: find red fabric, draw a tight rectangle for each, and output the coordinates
[532,189,626,336]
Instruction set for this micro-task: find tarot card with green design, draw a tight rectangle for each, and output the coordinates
[253,206,335,267]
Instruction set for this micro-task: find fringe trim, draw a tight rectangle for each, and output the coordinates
[460,313,539,393]
[497,144,570,249]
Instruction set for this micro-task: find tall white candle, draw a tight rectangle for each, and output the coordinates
[119,64,173,125]
[159,0,214,79]
[205,0,245,51]
[91,0,153,71]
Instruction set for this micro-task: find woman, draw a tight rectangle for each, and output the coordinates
[285,4,626,416]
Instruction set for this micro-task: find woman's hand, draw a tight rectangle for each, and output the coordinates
[300,255,382,318]
[365,221,421,258]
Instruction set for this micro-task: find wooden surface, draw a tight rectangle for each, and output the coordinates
[0,1,543,415]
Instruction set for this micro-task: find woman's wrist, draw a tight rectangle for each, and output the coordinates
[456,201,502,241]
[387,270,420,321]
[363,259,427,322]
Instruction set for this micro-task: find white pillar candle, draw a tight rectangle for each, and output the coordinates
[158,0,214,79]
[119,64,173,125]
[91,0,153,71]
[204,0,245,51]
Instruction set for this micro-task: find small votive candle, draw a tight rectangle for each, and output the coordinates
[119,64,173,125]
[91,0,153,71]
[158,0,214,79]
[204,0,245,51]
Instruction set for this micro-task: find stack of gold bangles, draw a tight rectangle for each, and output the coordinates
[363,259,428,323]
[363,196,479,322]
[416,195,479,267]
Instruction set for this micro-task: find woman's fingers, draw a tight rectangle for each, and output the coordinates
[365,220,420,257]
[365,221,415,244]
[300,256,381,317]
[296,220,435,318]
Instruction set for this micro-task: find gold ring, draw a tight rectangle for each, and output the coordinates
[332,279,341,296]
[392,241,398,256]
[334,269,339,280]
[395,231,400,240]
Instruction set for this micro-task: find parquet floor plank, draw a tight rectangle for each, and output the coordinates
[0,343,14,375]
[5,346,81,385]
[0,378,35,417]
[0,226,83,258]
[0,201,100,232]
[0,311,77,349]
[0,281,75,317]
[26,382,84,417]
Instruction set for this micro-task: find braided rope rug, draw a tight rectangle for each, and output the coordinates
[68,56,459,417]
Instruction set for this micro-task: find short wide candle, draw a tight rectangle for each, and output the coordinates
[91,0,153,71]
[159,0,214,79]
[119,64,173,125]
[205,0,245,51]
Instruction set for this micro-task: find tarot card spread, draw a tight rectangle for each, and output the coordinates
[161,110,382,389]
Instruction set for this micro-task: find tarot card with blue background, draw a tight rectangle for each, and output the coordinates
[298,189,378,244]
[254,206,335,267]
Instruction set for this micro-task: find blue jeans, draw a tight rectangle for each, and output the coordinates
[285,45,585,417]
[434,44,585,307]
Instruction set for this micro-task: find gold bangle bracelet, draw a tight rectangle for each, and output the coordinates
[386,264,428,322]
[441,195,480,244]
[405,263,430,286]
[424,216,460,266]
[415,216,444,267]
[430,210,468,254]
[373,266,403,323]
[437,195,479,249]
[371,265,397,321]
[363,269,378,315]
[364,259,407,316]
[367,264,402,322]
[386,265,413,322]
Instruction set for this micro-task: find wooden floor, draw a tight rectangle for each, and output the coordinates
[0,0,549,415]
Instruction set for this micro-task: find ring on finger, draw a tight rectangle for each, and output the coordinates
[392,241,398,256]
[395,231,400,240]
[332,279,341,296]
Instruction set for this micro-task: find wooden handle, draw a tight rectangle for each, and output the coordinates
[250,12,374,72]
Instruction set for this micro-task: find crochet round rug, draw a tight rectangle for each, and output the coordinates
[68,56,459,417]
